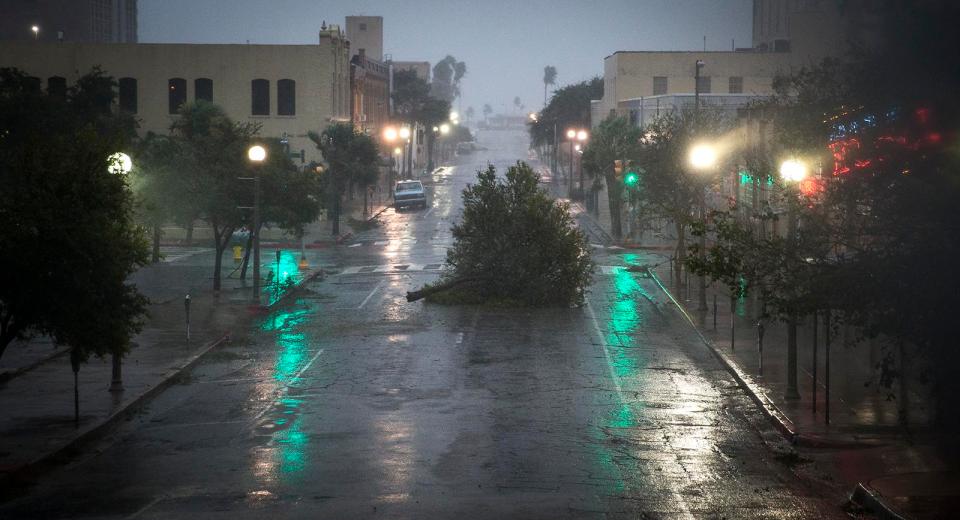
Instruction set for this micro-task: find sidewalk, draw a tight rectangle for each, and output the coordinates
[0,233,330,489]
[537,158,959,519]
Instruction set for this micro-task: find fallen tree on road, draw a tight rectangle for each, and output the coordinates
[408,162,593,306]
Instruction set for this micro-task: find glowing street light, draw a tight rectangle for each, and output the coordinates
[439,123,450,135]
[393,147,402,155]
[31,25,39,40]
[399,126,411,139]
[383,126,398,142]
[449,111,458,121]
[528,112,538,122]
[247,144,266,163]
[107,152,132,175]
[689,144,718,170]
[576,129,588,141]
[779,159,808,183]
[566,129,576,139]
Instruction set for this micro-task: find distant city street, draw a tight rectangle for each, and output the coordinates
[1,130,842,519]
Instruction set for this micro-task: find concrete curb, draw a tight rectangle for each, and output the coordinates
[645,268,882,450]
[2,332,231,486]
[850,482,910,520]
[645,268,800,443]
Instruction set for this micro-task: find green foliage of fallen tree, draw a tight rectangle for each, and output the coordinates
[408,162,593,306]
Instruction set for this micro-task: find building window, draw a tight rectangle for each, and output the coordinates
[278,79,296,116]
[195,78,213,102]
[729,76,743,94]
[696,76,711,94]
[653,76,667,95]
[47,76,67,98]
[119,77,137,113]
[359,23,367,30]
[168,77,186,114]
[774,39,791,52]
[251,79,270,115]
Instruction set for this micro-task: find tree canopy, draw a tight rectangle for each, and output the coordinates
[0,67,148,364]
[412,162,593,306]
[528,77,603,149]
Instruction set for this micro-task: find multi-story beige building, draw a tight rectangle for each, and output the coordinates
[595,0,870,126]
[0,26,352,165]
[598,50,792,120]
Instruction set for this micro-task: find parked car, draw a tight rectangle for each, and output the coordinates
[394,180,427,210]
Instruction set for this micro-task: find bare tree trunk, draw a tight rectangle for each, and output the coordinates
[71,350,80,427]
[185,221,194,246]
[240,232,253,281]
[211,225,233,292]
[675,221,686,295]
[606,182,623,238]
[152,224,161,263]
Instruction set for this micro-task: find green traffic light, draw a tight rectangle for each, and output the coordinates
[624,171,639,186]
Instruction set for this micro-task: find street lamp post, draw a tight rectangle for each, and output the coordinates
[780,158,807,400]
[107,153,132,392]
[689,144,717,312]
[566,129,576,193]
[248,145,267,302]
[383,126,399,197]
[399,126,411,179]
[576,129,588,193]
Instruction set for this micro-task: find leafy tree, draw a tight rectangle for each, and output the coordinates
[482,103,493,121]
[169,101,259,291]
[420,96,452,171]
[466,106,475,121]
[0,67,148,380]
[581,116,643,239]
[431,55,467,103]
[543,65,557,105]
[527,76,603,150]
[632,109,731,290]
[409,162,593,306]
[131,133,192,262]
[392,69,430,124]
[309,123,380,236]
[690,2,960,426]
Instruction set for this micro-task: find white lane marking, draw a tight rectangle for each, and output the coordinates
[348,243,362,248]
[586,302,624,398]
[160,247,211,263]
[126,496,164,519]
[250,348,326,425]
[422,206,435,218]
[589,293,694,520]
[373,240,389,246]
[358,278,386,309]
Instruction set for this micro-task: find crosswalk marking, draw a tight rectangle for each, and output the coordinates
[333,264,641,277]
[160,247,212,263]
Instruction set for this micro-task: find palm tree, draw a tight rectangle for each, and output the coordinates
[482,103,493,122]
[543,65,557,105]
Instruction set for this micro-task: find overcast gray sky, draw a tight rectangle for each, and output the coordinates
[140,0,752,116]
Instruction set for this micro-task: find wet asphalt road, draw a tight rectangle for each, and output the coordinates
[1,130,843,519]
